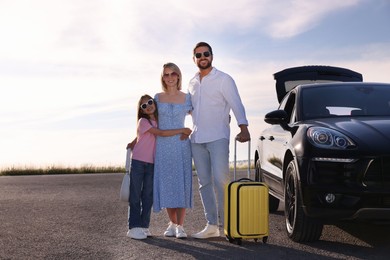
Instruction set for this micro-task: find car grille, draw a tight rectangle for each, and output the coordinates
[310,156,390,188]
[310,160,360,185]
[363,156,390,187]
[308,156,390,209]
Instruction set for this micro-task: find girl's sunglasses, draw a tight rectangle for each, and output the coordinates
[140,99,154,109]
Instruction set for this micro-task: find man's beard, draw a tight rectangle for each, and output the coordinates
[197,60,211,70]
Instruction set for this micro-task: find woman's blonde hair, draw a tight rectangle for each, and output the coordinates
[161,62,182,91]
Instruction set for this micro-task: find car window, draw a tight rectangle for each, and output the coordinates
[327,106,362,116]
[284,80,336,93]
[279,92,296,123]
[290,104,297,123]
[301,84,390,120]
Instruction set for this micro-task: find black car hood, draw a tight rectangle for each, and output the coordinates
[309,117,390,153]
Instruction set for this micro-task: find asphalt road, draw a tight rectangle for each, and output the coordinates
[1,172,390,260]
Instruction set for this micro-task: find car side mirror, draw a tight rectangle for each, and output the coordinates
[264,110,292,131]
[264,110,288,125]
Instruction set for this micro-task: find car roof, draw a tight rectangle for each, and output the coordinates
[274,65,363,103]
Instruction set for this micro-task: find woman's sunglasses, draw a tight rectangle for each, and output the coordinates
[140,99,154,109]
[163,72,179,78]
[194,51,211,59]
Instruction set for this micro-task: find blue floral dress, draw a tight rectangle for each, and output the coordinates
[153,93,193,212]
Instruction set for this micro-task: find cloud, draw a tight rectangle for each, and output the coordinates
[0,0,368,80]
[0,1,70,60]
[264,0,361,38]
[4,0,363,62]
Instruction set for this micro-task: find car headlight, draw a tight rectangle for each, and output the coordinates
[307,127,356,149]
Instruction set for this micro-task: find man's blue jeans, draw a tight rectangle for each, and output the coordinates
[128,159,154,229]
[191,138,230,226]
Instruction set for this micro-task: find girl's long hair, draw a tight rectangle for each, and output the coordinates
[137,94,158,123]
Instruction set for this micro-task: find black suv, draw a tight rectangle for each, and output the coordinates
[255,65,390,242]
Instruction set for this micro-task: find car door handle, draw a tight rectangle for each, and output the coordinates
[268,136,275,141]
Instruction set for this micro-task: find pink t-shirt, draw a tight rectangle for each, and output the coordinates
[132,118,157,164]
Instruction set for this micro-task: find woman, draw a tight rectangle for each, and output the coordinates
[153,62,193,239]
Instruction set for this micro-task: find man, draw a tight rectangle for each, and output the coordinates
[188,42,250,239]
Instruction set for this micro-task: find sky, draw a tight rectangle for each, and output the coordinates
[1,0,390,169]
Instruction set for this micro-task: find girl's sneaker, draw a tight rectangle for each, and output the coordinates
[163,222,176,237]
[176,225,187,239]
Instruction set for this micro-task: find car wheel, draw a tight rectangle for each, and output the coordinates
[255,160,280,213]
[284,160,323,242]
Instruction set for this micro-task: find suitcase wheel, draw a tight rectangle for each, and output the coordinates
[226,236,234,244]
[226,236,242,245]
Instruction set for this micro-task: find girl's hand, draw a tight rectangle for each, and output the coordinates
[180,128,192,140]
[183,128,192,136]
[126,138,137,149]
[180,133,189,140]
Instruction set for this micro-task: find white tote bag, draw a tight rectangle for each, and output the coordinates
[119,148,132,202]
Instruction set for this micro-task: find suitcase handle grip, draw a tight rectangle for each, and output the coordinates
[234,178,253,182]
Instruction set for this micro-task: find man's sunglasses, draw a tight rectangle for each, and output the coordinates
[140,99,154,109]
[194,51,211,59]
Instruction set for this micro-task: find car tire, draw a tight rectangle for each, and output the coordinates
[284,160,323,242]
[255,160,280,213]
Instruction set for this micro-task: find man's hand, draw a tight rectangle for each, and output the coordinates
[235,125,250,143]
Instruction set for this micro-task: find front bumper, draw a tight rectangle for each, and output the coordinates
[297,156,390,220]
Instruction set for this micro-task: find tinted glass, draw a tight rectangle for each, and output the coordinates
[301,84,390,120]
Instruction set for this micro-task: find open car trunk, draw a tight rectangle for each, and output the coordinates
[274,65,363,103]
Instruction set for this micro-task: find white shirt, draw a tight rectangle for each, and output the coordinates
[188,67,248,143]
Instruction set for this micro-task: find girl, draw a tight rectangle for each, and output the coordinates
[127,94,191,240]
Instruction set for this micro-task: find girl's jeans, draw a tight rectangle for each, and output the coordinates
[128,159,154,229]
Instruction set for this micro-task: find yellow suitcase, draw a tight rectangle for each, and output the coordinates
[224,140,269,245]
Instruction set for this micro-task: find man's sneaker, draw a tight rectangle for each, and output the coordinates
[175,225,187,239]
[163,222,176,237]
[127,228,147,240]
[192,224,220,239]
[143,228,152,237]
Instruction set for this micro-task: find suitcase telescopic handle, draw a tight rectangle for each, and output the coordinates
[233,139,251,180]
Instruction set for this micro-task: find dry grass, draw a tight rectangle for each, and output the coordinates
[1,161,254,176]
